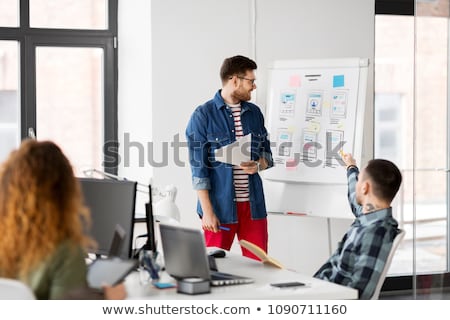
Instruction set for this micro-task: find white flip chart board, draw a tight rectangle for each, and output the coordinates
[264,58,368,185]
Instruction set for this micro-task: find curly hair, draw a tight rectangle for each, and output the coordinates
[0,139,94,278]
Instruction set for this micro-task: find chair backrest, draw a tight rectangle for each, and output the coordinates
[0,278,36,300]
[371,229,406,299]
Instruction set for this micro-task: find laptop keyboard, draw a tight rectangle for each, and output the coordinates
[210,271,254,286]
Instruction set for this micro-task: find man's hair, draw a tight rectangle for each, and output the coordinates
[364,159,402,203]
[220,55,257,83]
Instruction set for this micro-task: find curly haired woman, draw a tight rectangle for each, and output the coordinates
[0,139,125,299]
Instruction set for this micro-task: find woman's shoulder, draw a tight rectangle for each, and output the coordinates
[27,240,88,299]
[52,241,87,264]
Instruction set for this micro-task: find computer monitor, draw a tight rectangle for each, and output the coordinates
[132,184,156,259]
[78,178,137,259]
[143,184,156,252]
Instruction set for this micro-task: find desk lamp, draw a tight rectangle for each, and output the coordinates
[153,185,181,224]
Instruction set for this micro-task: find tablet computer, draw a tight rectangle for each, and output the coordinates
[87,257,138,290]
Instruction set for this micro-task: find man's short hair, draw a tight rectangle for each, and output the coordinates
[364,159,402,203]
[220,55,257,83]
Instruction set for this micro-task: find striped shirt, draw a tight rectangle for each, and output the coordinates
[313,167,400,299]
[229,103,249,202]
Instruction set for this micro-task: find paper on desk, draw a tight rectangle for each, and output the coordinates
[214,134,251,166]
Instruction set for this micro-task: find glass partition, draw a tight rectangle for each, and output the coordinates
[375,14,415,276]
[375,0,450,298]
[413,0,449,298]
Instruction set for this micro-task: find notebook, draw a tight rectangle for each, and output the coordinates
[159,223,254,286]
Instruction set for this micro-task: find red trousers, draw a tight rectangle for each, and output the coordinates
[204,201,268,261]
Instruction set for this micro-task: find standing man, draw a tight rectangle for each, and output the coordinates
[186,55,273,260]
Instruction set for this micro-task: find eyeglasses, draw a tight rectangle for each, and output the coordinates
[237,76,256,85]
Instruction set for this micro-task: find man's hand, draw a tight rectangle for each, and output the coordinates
[103,283,126,300]
[240,161,258,174]
[202,211,220,232]
[197,190,220,232]
[340,150,357,168]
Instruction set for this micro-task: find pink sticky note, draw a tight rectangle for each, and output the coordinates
[286,158,298,170]
[289,75,301,87]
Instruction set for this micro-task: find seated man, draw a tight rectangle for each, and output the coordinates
[314,153,402,299]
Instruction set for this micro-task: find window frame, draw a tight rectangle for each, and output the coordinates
[376,0,415,15]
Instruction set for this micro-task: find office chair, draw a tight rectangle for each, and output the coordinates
[371,229,406,300]
[0,278,36,300]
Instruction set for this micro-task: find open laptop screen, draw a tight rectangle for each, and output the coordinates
[159,223,253,286]
[159,224,211,280]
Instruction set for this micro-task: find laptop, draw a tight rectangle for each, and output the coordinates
[159,223,254,286]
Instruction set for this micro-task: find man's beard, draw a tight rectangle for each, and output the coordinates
[233,88,252,102]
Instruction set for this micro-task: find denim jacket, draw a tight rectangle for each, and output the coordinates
[186,90,273,223]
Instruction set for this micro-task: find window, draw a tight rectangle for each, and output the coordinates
[29,0,108,30]
[35,47,104,176]
[0,0,19,27]
[0,40,20,161]
[0,0,118,174]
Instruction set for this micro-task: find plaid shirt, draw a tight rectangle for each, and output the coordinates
[314,167,399,299]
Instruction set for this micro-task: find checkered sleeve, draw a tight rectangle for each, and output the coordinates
[347,167,363,217]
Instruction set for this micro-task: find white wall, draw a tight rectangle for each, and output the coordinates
[118,0,153,216]
[119,0,375,269]
[150,0,254,227]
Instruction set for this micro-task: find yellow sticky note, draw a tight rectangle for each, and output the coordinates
[307,121,320,133]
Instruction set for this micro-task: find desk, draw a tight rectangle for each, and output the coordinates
[125,252,358,300]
